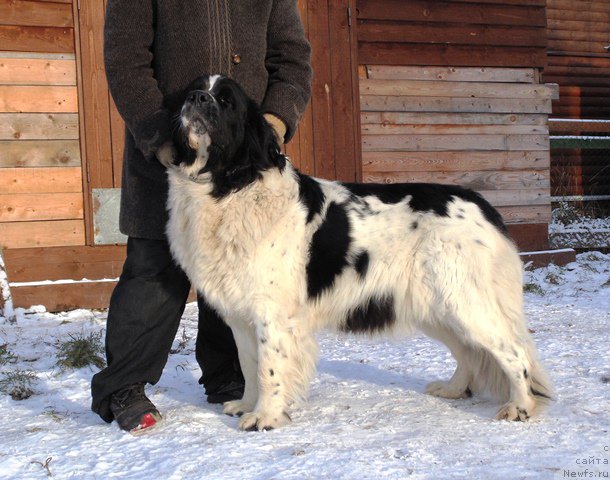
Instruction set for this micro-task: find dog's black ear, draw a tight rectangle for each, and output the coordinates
[241,98,286,172]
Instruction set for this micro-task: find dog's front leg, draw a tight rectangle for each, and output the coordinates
[238,318,295,431]
[223,322,258,417]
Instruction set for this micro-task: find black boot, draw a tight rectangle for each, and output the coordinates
[109,383,162,433]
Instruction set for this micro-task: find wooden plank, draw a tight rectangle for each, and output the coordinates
[4,245,126,282]
[0,0,73,28]
[358,22,546,48]
[0,166,82,193]
[549,120,610,134]
[496,205,551,224]
[363,169,550,190]
[450,0,546,6]
[0,113,78,140]
[358,43,547,68]
[506,223,549,251]
[77,0,114,189]
[328,0,360,182]
[0,193,83,222]
[360,79,555,99]
[362,150,550,173]
[477,189,550,207]
[0,85,78,112]
[72,0,94,246]
[0,220,85,249]
[362,134,549,152]
[363,66,537,83]
[0,139,80,167]
[0,25,74,53]
[361,124,548,135]
[547,8,610,23]
[548,0,610,14]
[0,57,76,85]
[361,112,547,126]
[547,19,610,35]
[548,39,609,56]
[11,281,116,311]
[308,0,336,179]
[108,95,124,187]
[360,95,552,114]
[356,0,547,27]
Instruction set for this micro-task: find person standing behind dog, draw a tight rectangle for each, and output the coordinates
[91,0,312,433]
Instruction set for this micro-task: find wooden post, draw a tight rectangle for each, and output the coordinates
[0,249,16,324]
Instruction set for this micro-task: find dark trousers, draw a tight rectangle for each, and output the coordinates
[91,237,241,423]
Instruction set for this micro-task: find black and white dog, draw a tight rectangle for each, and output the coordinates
[166,75,552,431]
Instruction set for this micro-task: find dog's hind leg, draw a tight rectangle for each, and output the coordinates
[423,328,473,400]
[451,314,550,421]
[223,322,258,417]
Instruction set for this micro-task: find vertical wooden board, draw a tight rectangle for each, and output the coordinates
[77,0,113,189]
[72,0,93,246]
[108,94,124,188]
[0,56,76,85]
[307,0,335,179]
[294,0,315,176]
[328,0,359,182]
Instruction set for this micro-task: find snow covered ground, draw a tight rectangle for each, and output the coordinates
[0,252,609,480]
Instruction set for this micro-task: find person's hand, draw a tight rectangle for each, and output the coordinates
[264,113,287,145]
[156,141,177,168]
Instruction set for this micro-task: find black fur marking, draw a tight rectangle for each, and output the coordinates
[269,369,275,377]
[412,221,418,230]
[175,75,286,199]
[342,182,508,236]
[530,387,552,400]
[306,202,351,299]
[342,296,395,334]
[296,172,325,223]
[523,369,529,379]
[354,251,370,279]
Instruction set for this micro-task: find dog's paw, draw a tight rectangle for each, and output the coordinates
[425,381,471,399]
[238,410,291,432]
[223,400,255,417]
[495,402,531,421]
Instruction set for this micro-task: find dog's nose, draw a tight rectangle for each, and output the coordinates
[188,90,213,107]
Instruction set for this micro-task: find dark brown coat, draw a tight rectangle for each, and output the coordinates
[104,0,312,239]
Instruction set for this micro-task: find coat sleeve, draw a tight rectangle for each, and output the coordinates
[261,0,313,143]
[104,0,171,158]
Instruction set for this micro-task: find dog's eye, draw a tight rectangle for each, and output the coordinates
[218,97,232,107]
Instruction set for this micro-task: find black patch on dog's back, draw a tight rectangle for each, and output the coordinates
[343,296,395,333]
[296,172,325,223]
[306,202,351,299]
[354,251,370,279]
[342,182,508,235]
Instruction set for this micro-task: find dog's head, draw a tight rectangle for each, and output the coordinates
[174,74,286,197]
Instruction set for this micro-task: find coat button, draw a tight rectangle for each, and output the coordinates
[232,53,242,65]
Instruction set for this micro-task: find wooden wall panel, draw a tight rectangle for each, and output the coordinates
[360,66,553,240]
[544,0,610,199]
[0,1,84,254]
[356,0,548,68]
